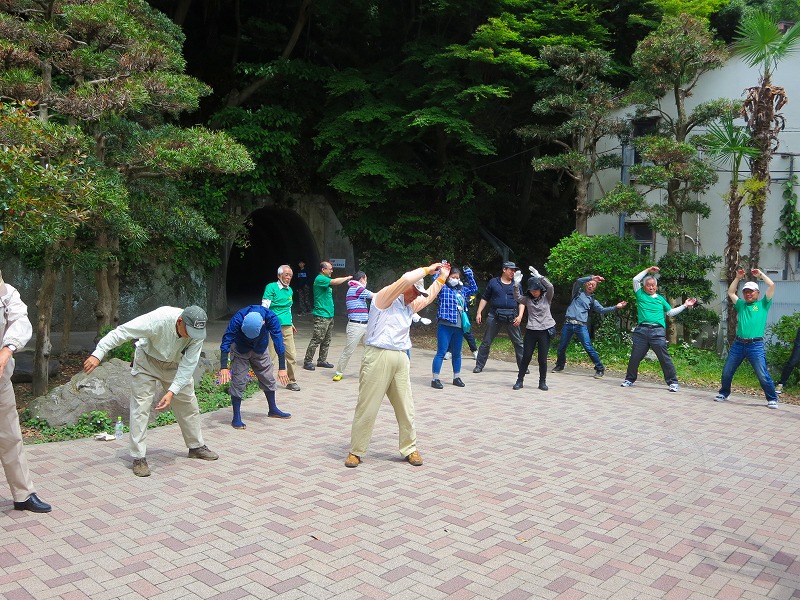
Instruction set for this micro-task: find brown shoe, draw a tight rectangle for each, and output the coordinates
[132,458,150,477]
[406,450,423,466]
[344,453,361,468]
[188,445,219,461]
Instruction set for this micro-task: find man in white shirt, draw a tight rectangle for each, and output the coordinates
[84,306,218,477]
[0,271,52,512]
[345,262,449,469]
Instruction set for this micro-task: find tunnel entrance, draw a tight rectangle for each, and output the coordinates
[225,207,319,312]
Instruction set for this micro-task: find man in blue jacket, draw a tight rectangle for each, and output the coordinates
[218,305,291,429]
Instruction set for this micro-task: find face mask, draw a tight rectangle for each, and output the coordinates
[448,278,461,287]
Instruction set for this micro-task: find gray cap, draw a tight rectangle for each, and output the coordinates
[502,261,519,270]
[180,305,208,339]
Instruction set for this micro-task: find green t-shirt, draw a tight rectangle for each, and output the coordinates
[262,282,293,326]
[734,296,771,338]
[313,273,334,318]
[635,288,672,328]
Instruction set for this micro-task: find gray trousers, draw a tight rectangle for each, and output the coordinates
[0,358,36,502]
[624,325,678,385]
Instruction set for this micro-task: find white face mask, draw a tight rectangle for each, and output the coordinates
[448,278,461,287]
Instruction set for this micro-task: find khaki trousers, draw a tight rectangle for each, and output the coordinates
[0,358,35,502]
[350,346,416,458]
[335,321,367,375]
[130,348,204,459]
[269,325,297,383]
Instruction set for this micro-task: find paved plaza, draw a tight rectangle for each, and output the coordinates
[2,317,800,599]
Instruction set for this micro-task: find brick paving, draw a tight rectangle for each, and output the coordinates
[3,316,800,599]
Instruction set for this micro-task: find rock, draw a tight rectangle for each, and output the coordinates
[28,354,217,427]
[10,352,60,383]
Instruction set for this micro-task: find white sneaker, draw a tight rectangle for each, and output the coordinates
[444,352,451,360]
[714,393,727,402]
[620,380,634,387]
[768,400,778,409]
[668,383,679,393]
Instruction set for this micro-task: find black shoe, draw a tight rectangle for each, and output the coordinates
[317,361,334,368]
[512,380,523,390]
[538,381,548,391]
[593,369,605,379]
[13,493,52,513]
[552,365,564,372]
[431,379,443,389]
[452,378,465,387]
[286,383,301,391]
[303,362,315,371]
[473,366,483,373]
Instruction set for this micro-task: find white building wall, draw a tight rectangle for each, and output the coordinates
[589,54,800,299]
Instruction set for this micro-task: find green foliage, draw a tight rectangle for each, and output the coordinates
[98,325,135,362]
[775,177,800,250]
[545,233,650,326]
[21,410,113,443]
[655,252,721,341]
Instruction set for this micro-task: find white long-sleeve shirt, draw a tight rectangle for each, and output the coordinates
[92,307,202,394]
[0,282,33,350]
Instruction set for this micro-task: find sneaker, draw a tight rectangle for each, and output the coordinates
[132,458,150,477]
[303,362,315,371]
[552,365,564,373]
[593,369,604,379]
[452,377,465,387]
[286,383,301,391]
[344,453,361,468]
[776,383,784,395]
[431,379,443,389]
[620,380,634,388]
[538,381,548,391]
[512,380,523,390]
[444,352,451,360]
[406,450,423,466]
[332,373,343,381]
[317,361,334,368]
[713,393,728,402]
[188,445,219,461]
[767,400,778,409]
[668,383,679,393]
[473,366,483,373]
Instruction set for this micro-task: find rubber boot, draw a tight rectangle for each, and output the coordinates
[231,397,246,429]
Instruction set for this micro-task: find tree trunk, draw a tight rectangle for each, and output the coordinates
[60,251,74,358]
[574,176,589,235]
[109,236,120,328]
[724,183,743,345]
[94,232,114,334]
[32,247,58,397]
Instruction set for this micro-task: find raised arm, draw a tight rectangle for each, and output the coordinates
[728,268,745,304]
[633,266,658,292]
[752,268,775,300]
[373,263,445,310]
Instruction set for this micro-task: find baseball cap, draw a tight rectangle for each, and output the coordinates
[180,305,208,339]
[742,281,760,292]
[502,261,519,270]
[241,312,264,339]
[527,277,545,292]
[413,278,429,297]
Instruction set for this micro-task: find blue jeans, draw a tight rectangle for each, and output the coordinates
[555,322,604,371]
[432,323,463,377]
[719,340,777,401]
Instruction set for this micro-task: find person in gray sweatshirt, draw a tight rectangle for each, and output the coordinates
[512,267,556,391]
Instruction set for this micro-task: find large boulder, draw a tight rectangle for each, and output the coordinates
[10,352,60,383]
[27,354,218,427]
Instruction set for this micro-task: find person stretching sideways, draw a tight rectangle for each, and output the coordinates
[620,266,697,392]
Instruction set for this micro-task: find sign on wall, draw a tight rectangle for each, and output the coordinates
[329,258,346,269]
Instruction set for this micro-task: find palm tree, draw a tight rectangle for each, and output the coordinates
[701,115,759,344]
[735,12,800,268]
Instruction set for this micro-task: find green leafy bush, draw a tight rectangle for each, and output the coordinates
[767,312,800,387]
[99,325,136,362]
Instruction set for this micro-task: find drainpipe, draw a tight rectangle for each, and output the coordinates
[618,142,630,237]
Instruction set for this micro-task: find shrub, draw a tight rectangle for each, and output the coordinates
[767,312,800,386]
[99,325,136,362]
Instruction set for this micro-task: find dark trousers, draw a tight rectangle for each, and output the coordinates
[779,328,800,385]
[555,322,603,371]
[475,313,524,369]
[518,329,550,382]
[624,325,677,385]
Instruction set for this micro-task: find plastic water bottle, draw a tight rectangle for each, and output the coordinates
[115,416,124,440]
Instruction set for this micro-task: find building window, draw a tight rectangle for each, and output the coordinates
[625,221,655,257]
[632,117,659,164]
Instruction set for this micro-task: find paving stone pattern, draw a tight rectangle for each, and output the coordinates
[3,317,800,599]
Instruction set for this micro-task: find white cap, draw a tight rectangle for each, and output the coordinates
[742,281,760,292]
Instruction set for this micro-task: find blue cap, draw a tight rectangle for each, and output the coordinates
[241,312,264,339]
